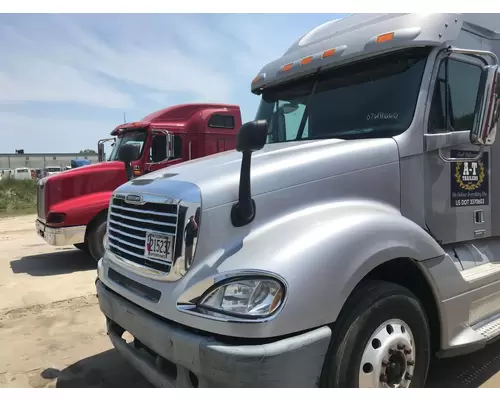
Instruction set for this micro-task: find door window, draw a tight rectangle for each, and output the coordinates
[150,135,183,162]
[428,58,483,133]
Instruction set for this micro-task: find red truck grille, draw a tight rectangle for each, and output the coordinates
[37,182,46,220]
[107,197,179,273]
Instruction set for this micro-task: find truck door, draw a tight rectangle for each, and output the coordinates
[217,139,226,152]
[424,54,492,245]
[144,133,184,174]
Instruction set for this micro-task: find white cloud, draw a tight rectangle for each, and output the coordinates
[0,23,133,109]
[0,15,239,109]
[0,14,313,109]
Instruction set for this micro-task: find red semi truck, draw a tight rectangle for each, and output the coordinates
[35,103,242,261]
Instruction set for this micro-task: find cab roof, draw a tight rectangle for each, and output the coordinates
[250,13,481,93]
[111,103,240,135]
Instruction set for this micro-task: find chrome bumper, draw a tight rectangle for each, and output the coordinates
[36,219,86,246]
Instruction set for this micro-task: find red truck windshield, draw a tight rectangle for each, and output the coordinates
[108,130,147,161]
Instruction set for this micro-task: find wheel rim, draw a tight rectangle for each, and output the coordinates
[358,319,416,388]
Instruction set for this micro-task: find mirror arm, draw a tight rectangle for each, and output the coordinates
[231,151,256,227]
[125,163,133,181]
[446,46,499,65]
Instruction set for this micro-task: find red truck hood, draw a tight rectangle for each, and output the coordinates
[41,161,128,219]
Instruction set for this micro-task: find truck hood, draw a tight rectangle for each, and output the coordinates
[42,161,128,207]
[123,138,400,209]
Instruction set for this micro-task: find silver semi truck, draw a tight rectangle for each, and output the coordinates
[96,13,500,387]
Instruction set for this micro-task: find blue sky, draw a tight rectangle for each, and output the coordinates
[0,13,347,153]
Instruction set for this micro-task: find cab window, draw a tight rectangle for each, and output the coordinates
[150,135,183,162]
[428,58,482,133]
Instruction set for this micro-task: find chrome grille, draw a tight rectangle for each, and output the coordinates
[37,182,46,220]
[107,196,179,273]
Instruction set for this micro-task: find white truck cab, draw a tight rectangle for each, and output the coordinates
[96,13,500,387]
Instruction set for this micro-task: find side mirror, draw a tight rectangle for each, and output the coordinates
[97,142,105,162]
[118,143,140,181]
[471,66,500,146]
[236,120,268,153]
[118,143,139,164]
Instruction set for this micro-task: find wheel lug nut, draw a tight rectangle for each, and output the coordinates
[380,374,387,382]
[397,344,405,350]
[404,348,412,354]
[407,360,414,366]
[405,373,413,380]
[389,348,396,355]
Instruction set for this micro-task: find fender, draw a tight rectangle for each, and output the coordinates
[201,199,446,337]
[49,191,113,227]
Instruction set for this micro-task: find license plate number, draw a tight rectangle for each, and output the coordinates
[144,232,173,262]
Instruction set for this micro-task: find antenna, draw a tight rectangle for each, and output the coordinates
[123,112,127,123]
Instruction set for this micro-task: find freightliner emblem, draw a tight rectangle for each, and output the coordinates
[125,194,144,204]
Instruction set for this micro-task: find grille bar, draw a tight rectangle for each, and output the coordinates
[108,233,145,250]
[37,183,46,220]
[109,220,149,234]
[111,204,177,218]
[109,211,177,228]
[107,196,179,274]
[108,225,144,241]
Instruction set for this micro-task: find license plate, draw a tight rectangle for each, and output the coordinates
[144,232,173,262]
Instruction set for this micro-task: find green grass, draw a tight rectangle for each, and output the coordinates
[0,177,37,216]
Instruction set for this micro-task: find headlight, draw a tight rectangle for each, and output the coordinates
[198,278,285,318]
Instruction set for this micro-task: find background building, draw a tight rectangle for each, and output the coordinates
[0,153,99,170]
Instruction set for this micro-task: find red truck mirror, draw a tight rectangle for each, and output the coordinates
[118,143,140,181]
[97,137,116,162]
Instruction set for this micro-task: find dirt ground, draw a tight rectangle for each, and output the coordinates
[1,214,500,388]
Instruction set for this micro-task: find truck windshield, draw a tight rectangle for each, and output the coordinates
[108,130,147,161]
[255,47,430,143]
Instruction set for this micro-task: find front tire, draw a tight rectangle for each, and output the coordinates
[322,280,430,388]
[88,215,107,262]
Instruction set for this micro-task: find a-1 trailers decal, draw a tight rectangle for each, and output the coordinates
[450,150,489,208]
